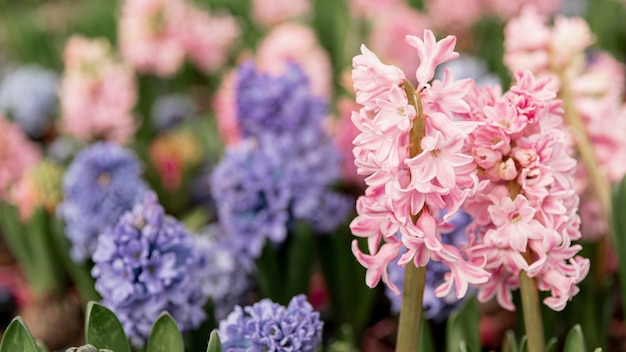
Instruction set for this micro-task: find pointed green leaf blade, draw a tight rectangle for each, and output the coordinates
[84,302,131,352]
[446,297,480,352]
[146,312,184,352]
[502,330,518,352]
[545,337,557,352]
[35,340,48,352]
[207,330,222,352]
[0,317,38,352]
[563,325,586,352]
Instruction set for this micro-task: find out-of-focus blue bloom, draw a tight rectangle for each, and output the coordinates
[211,62,352,260]
[211,140,291,259]
[194,225,252,320]
[0,65,58,138]
[151,94,196,131]
[218,294,323,352]
[57,142,148,262]
[91,192,207,348]
[235,61,327,139]
[386,211,474,322]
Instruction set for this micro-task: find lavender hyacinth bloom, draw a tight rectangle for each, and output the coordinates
[218,294,323,352]
[386,211,474,322]
[92,192,207,347]
[211,140,291,259]
[57,142,148,262]
[0,65,58,138]
[211,62,352,258]
[194,225,252,320]
[235,61,327,138]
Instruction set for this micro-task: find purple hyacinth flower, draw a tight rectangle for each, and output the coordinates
[218,294,323,352]
[151,94,196,131]
[57,142,148,262]
[92,192,207,348]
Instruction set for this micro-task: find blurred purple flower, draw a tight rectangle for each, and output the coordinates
[57,142,148,262]
[0,65,58,138]
[92,192,207,348]
[386,210,475,322]
[194,225,252,320]
[151,94,196,131]
[218,294,323,352]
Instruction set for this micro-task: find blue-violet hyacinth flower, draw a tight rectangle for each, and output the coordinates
[211,139,291,259]
[218,294,323,352]
[386,210,475,322]
[211,62,352,259]
[0,65,58,138]
[57,142,148,262]
[92,192,207,347]
[194,225,252,320]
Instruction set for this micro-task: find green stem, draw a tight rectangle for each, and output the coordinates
[396,264,427,352]
[519,270,545,352]
[395,79,427,352]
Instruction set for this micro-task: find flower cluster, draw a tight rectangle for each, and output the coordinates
[118,0,239,76]
[211,62,352,259]
[91,192,207,347]
[350,30,489,299]
[9,159,64,220]
[386,210,475,321]
[57,142,148,262]
[0,116,41,198]
[0,65,58,138]
[59,36,137,144]
[504,9,626,240]
[218,294,323,352]
[461,71,589,311]
[251,0,310,27]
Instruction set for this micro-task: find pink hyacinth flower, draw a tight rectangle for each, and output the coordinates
[0,117,41,199]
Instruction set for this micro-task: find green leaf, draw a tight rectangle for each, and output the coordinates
[563,325,587,352]
[35,340,48,352]
[206,330,222,352]
[519,336,527,352]
[612,175,626,321]
[502,330,518,352]
[146,313,184,352]
[84,302,131,352]
[0,317,38,352]
[419,318,435,352]
[545,337,557,352]
[446,297,480,352]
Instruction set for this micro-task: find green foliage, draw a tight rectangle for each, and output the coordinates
[446,297,480,352]
[84,302,131,352]
[146,313,185,352]
[0,317,38,352]
[612,174,626,317]
[501,325,603,352]
[206,330,222,352]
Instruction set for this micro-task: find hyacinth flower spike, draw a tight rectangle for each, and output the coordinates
[350,29,490,350]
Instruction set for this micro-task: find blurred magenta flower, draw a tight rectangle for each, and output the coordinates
[59,36,137,144]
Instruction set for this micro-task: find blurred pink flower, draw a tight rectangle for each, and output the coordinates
[486,0,563,19]
[348,0,402,18]
[119,0,187,76]
[8,160,63,221]
[251,0,311,26]
[0,116,41,199]
[213,70,241,146]
[181,7,240,74]
[369,3,431,82]
[256,23,333,97]
[59,36,137,144]
[331,98,365,187]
